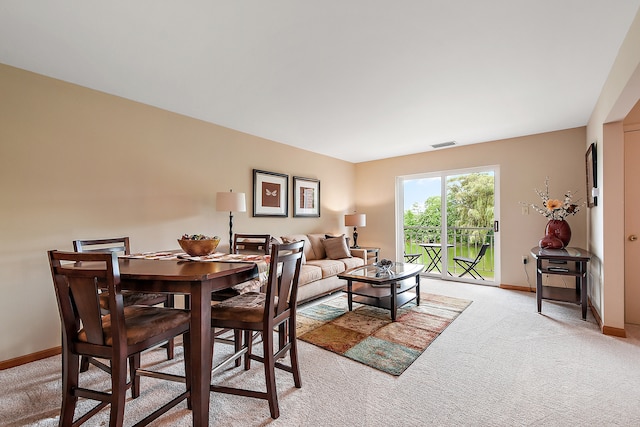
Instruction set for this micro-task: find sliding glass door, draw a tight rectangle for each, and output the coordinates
[398,166,499,285]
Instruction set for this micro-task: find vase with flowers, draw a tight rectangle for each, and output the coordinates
[524,177,582,249]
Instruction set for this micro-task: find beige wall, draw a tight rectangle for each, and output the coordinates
[0,64,357,361]
[587,8,640,331]
[354,128,587,288]
[6,10,640,358]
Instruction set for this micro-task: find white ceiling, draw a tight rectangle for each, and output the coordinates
[1,1,639,163]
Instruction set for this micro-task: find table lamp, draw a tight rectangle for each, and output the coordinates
[216,190,246,253]
[344,213,366,248]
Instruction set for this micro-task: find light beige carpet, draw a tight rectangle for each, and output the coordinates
[2,279,640,426]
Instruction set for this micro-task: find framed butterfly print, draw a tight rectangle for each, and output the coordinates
[293,176,320,217]
[253,169,289,217]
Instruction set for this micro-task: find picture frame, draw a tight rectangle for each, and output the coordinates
[253,169,288,217]
[586,142,597,208]
[293,176,321,217]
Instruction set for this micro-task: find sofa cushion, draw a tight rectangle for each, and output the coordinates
[280,234,310,263]
[297,264,323,286]
[341,256,365,269]
[305,259,346,278]
[322,234,352,260]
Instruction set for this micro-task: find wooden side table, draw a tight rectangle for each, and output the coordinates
[353,246,380,265]
[530,246,592,320]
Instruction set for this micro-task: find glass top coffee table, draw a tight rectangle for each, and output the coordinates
[338,262,425,321]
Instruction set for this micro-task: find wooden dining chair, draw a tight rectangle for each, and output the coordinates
[211,233,272,302]
[233,234,272,255]
[73,237,176,370]
[209,240,304,419]
[48,250,191,427]
[211,234,272,366]
[211,234,271,301]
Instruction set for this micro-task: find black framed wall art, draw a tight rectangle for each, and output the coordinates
[293,176,320,217]
[586,142,597,207]
[253,169,289,217]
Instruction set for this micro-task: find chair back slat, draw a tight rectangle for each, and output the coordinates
[66,275,105,344]
[48,250,125,347]
[234,234,272,255]
[73,237,131,255]
[475,243,490,261]
[264,241,304,321]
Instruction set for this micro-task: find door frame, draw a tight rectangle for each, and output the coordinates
[396,164,501,285]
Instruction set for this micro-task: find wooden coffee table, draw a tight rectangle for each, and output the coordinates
[338,262,424,321]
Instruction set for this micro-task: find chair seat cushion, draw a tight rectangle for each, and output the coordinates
[211,292,266,324]
[78,306,189,346]
[99,290,166,310]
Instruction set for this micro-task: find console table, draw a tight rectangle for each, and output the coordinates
[530,246,592,320]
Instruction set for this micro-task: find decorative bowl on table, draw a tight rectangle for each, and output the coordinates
[178,234,220,256]
[374,259,395,276]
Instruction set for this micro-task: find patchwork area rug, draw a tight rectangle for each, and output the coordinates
[297,293,472,376]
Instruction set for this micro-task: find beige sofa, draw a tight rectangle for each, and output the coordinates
[278,233,368,303]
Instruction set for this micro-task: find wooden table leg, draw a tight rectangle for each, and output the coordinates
[191,282,212,426]
[347,280,353,312]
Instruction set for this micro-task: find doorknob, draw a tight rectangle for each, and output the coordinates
[629,235,638,241]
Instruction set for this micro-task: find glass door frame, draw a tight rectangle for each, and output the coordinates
[396,165,500,285]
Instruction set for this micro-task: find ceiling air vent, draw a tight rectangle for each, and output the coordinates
[431,141,456,149]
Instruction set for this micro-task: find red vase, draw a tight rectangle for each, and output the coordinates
[540,219,572,248]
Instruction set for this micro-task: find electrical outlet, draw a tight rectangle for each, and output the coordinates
[522,255,528,264]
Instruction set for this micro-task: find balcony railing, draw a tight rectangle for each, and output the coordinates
[404,225,495,278]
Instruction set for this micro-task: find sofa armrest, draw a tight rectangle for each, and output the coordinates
[349,248,367,263]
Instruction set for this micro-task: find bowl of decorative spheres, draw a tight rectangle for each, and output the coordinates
[178,234,220,256]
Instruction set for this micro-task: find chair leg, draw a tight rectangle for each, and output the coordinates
[243,330,252,371]
[80,355,90,372]
[470,268,484,280]
[131,353,141,398]
[288,317,302,388]
[183,332,192,410]
[456,261,474,278]
[60,349,79,426]
[233,329,242,368]
[165,295,176,360]
[262,328,279,419]
[110,355,128,427]
[165,338,175,360]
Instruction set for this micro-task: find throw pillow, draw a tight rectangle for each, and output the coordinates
[280,236,307,264]
[322,235,352,260]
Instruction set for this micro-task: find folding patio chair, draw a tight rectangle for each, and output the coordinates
[453,243,490,280]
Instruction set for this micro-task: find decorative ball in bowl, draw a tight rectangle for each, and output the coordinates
[374,259,395,274]
[178,234,220,256]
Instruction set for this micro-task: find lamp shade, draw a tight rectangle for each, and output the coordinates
[344,213,366,227]
[216,191,246,212]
